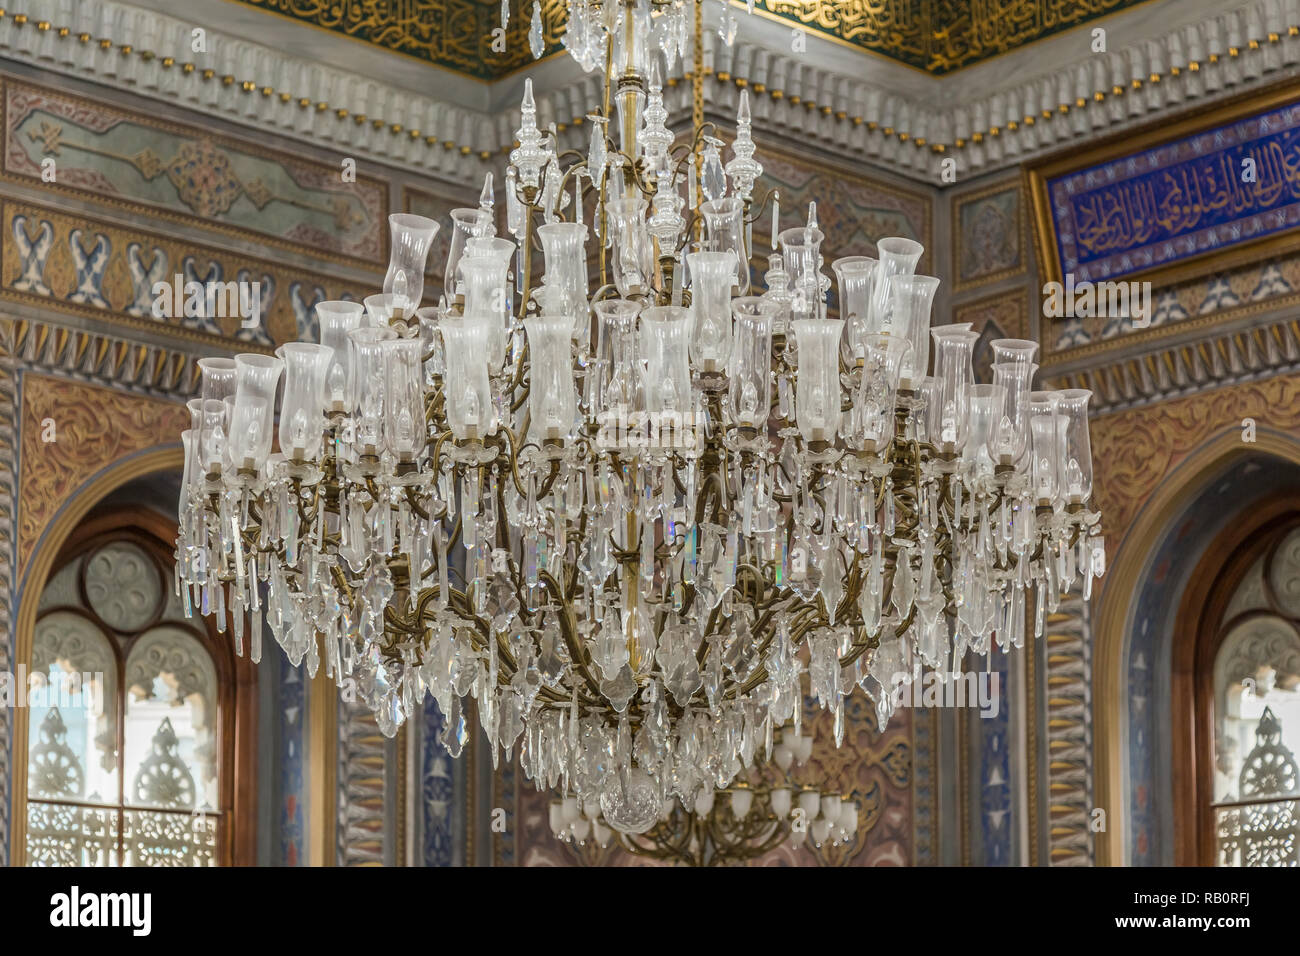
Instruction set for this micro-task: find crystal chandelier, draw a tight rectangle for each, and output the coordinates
[549,726,860,865]
[176,0,1105,835]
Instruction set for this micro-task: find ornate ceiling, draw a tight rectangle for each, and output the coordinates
[229,0,567,80]
[760,0,1155,72]
[229,0,1155,80]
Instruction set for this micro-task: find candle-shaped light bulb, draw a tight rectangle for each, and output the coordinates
[290,408,308,453]
[391,269,408,318]
[464,385,480,426]
[660,377,678,412]
[327,362,346,404]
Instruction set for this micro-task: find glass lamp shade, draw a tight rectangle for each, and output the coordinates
[869,237,923,334]
[364,293,405,328]
[465,236,517,343]
[963,383,1005,480]
[524,313,578,444]
[914,376,942,445]
[930,325,978,453]
[276,343,333,462]
[228,354,283,470]
[701,197,748,294]
[458,254,511,369]
[440,314,495,440]
[640,306,692,420]
[197,357,236,472]
[606,197,652,297]
[988,361,1038,469]
[855,333,910,452]
[1027,391,1062,505]
[831,256,876,363]
[416,306,445,382]
[594,298,642,416]
[686,251,735,371]
[991,338,1039,369]
[771,787,792,818]
[730,787,754,818]
[187,397,204,433]
[536,223,590,342]
[316,300,364,412]
[185,399,204,482]
[778,226,825,321]
[384,213,440,317]
[348,327,397,455]
[887,275,940,387]
[383,337,425,460]
[1055,388,1094,503]
[729,297,774,428]
[791,318,844,442]
[445,208,489,298]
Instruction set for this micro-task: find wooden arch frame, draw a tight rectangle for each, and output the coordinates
[11,446,257,866]
[1172,493,1300,865]
[1092,429,1300,866]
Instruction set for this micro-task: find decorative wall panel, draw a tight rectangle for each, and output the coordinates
[1090,375,1300,552]
[0,321,12,865]
[953,182,1025,291]
[3,78,387,263]
[953,290,1031,382]
[17,373,188,574]
[420,699,458,866]
[1045,248,1300,364]
[1043,591,1095,865]
[337,699,388,866]
[1029,88,1300,289]
[279,656,306,865]
[758,148,932,270]
[1,199,373,349]
[978,651,1014,865]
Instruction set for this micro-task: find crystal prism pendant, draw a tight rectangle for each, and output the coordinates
[700,141,726,202]
[529,2,545,59]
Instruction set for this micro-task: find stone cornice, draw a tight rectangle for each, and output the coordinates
[1045,310,1300,416]
[2,0,1299,186]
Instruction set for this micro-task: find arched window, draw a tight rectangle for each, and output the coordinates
[1208,522,1300,867]
[24,514,253,866]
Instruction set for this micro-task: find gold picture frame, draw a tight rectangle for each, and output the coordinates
[1026,79,1300,291]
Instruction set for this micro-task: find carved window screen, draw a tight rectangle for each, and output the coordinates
[25,529,223,866]
[1212,524,1300,867]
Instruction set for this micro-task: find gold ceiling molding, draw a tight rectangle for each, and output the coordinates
[227,0,1156,78]
[747,0,1157,74]
[227,0,568,80]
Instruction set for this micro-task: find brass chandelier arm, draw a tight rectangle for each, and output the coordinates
[539,568,604,703]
